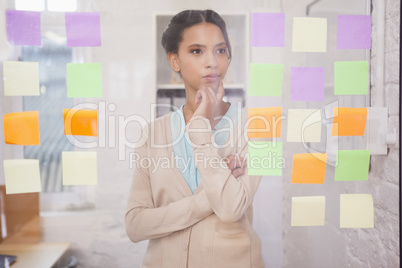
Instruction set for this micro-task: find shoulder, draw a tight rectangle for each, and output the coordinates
[233,106,249,133]
[143,112,172,132]
[228,103,248,124]
[234,107,250,152]
[138,112,172,148]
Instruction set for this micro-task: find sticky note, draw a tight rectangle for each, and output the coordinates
[292,17,327,52]
[67,63,102,97]
[340,194,374,228]
[64,109,98,136]
[249,63,284,96]
[335,150,370,181]
[65,12,101,47]
[3,61,40,96]
[331,107,367,136]
[248,107,282,138]
[337,15,371,49]
[291,153,327,184]
[251,13,285,47]
[334,61,369,95]
[3,111,40,145]
[6,10,41,46]
[4,159,41,194]
[290,67,325,101]
[248,141,282,176]
[62,152,97,185]
[291,196,325,226]
[287,109,321,142]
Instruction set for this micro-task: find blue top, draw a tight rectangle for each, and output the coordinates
[170,104,239,193]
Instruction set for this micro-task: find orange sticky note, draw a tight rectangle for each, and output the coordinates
[331,107,367,136]
[291,153,327,184]
[248,107,282,138]
[63,109,98,136]
[3,111,40,145]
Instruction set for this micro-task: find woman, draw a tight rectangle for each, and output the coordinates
[125,10,264,267]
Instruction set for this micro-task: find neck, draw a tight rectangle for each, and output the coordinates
[182,97,198,125]
[184,88,198,113]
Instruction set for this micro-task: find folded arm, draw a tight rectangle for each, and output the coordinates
[125,140,213,243]
[186,116,262,223]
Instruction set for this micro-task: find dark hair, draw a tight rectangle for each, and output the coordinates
[161,10,232,60]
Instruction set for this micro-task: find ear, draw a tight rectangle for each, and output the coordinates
[168,52,181,73]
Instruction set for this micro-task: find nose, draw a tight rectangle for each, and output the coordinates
[205,51,218,69]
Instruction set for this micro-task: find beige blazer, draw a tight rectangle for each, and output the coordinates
[125,109,264,268]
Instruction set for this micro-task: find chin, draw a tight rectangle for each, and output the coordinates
[205,81,220,90]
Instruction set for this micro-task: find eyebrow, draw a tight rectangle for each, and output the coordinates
[187,42,227,48]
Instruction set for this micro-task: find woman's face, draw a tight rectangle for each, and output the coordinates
[170,22,230,92]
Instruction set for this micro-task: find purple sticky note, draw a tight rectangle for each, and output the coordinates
[337,15,371,49]
[6,10,41,46]
[65,12,101,47]
[291,67,325,101]
[251,13,285,47]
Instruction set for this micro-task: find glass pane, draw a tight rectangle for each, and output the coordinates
[22,37,74,192]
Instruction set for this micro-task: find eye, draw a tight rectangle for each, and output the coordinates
[191,49,201,54]
[217,48,227,54]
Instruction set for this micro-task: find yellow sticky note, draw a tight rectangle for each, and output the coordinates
[332,107,367,136]
[248,107,282,138]
[340,194,374,228]
[3,61,40,96]
[291,196,325,226]
[291,153,327,184]
[4,159,41,194]
[3,111,40,145]
[62,152,97,185]
[64,109,98,136]
[292,17,327,52]
[287,109,322,142]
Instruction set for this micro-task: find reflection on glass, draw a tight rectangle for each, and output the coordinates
[22,37,74,193]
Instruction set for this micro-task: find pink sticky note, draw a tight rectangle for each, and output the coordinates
[337,15,371,49]
[6,10,41,46]
[251,13,285,47]
[65,12,101,47]
[291,67,325,101]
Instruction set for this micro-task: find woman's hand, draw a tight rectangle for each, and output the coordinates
[192,80,225,123]
[224,154,246,178]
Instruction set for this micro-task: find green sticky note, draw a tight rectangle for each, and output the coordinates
[334,61,369,95]
[249,63,283,96]
[248,141,283,176]
[334,150,370,181]
[67,63,102,97]
[62,151,97,185]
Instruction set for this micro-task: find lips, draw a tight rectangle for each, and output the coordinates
[203,73,220,81]
[204,73,219,78]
